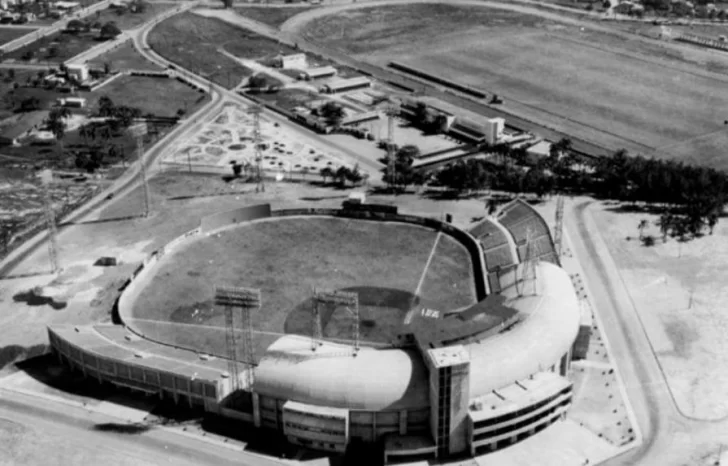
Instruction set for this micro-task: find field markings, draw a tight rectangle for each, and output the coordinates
[414,232,442,298]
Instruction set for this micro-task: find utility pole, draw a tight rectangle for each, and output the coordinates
[38,169,60,274]
[384,102,399,192]
[554,196,565,258]
[127,123,150,217]
[246,105,265,193]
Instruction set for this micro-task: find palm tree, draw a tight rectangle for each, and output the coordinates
[47,106,71,160]
[320,166,333,184]
[301,166,309,181]
[637,219,648,240]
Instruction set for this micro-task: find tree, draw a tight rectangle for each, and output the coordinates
[98,95,115,117]
[18,96,41,112]
[335,166,350,187]
[345,164,364,186]
[382,144,420,192]
[99,22,121,40]
[637,219,648,240]
[655,212,672,243]
[66,19,85,32]
[248,74,269,89]
[47,106,71,159]
[318,101,345,127]
[104,62,111,74]
[301,166,309,181]
[487,198,498,216]
[232,163,242,177]
[320,166,334,183]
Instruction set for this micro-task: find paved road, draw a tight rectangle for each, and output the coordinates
[567,200,728,466]
[0,388,281,466]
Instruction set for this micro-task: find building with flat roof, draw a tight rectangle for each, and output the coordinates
[320,77,371,94]
[299,66,337,81]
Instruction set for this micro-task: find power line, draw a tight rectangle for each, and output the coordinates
[38,169,59,274]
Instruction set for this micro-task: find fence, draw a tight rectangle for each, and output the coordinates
[675,33,728,51]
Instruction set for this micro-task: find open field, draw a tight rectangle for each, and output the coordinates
[588,200,728,420]
[89,75,209,117]
[300,4,728,169]
[147,12,296,89]
[90,40,164,71]
[234,5,312,28]
[87,3,175,31]
[0,27,36,46]
[3,30,110,64]
[130,216,476,360]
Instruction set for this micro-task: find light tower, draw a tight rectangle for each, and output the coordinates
[127,123,150,218]
[554,196,565,258]
[215,285,260,391]
[517,227,537,297]
[246,105,265,193]
[38,169,60,274]
[311,289,360,355]
[383,102,400,192]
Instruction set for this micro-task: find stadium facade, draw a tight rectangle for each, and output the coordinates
[47,200,583,463]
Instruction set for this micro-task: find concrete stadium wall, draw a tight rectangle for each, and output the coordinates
[199,204,272,233]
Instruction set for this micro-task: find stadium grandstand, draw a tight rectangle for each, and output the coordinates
[496,199,560,265]
[48,202,580,464]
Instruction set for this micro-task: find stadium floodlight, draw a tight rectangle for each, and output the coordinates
[214,285,260,391]
[312,290,360,354]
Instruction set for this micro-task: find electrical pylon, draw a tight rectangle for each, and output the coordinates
[39,169,59,274]
[246,105,265,193]
[384,103,399,191]
[517,228,537,297]
[215,285,260,391]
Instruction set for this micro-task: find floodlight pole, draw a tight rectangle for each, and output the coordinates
[39,169,60,274]
[246,105,265,193]
[215,285,261,391]
[384,103,399,192]
[128,123,150,218]
[312,290,360,355]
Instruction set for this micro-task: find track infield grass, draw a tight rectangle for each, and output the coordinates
[300,4,728,169]
[130,216,477,361]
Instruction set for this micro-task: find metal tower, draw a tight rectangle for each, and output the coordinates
[215,285,260,391]
[554,196,565,258]
[246,105,265,193]
[384,103,399,191]
[38,169,59,274]
[128,123,150,217]
[311,287,324,351]
[312,290,360,355]
[517,227,537,297]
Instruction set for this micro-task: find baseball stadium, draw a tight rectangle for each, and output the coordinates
[46,198,582,463]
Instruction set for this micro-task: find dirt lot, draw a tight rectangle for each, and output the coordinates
[88,75,209,117]
[300,4,728,169]
[130,216,476,360]
[90,40,164,72]
[588,200,728,420]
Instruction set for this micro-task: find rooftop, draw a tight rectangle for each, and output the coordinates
[427,345,469,369]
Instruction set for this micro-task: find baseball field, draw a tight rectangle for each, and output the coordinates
[299,3,728,169]
[129,216,477,361]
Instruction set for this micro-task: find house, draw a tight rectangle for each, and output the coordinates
[299,66,337,81]
[57,97,86,108]
[319,77,371,94]
[53,1,80,11]
[66,63,89,83]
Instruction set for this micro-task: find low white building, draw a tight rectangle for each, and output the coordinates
[277,53,307,70]
[66,63,89,83]
[299,66,337,81]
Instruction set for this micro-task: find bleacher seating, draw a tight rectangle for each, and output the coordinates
[483,244,516,271]
[469,219,517,274]
[497,199,559,267]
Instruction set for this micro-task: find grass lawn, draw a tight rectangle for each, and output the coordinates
[234,5,312,28]
[87,75,210,117]
[0,26,37,46]
[147,12,297,89]
[0,70,64,119]
[301,3,728,170]
[3,30,110,63]
[130,216,476,360]
[89,41,163,72]
[85,3,176,31]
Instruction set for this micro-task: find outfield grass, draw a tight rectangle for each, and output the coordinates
[147,12,296,89]
[300,3,728,169]
[130,216,477,359]
[88,75,209,117]
[234,6,312,28]
[0,27,36,46]
[90,41,163,72]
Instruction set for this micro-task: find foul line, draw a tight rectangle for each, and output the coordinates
[414,232,441,298]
